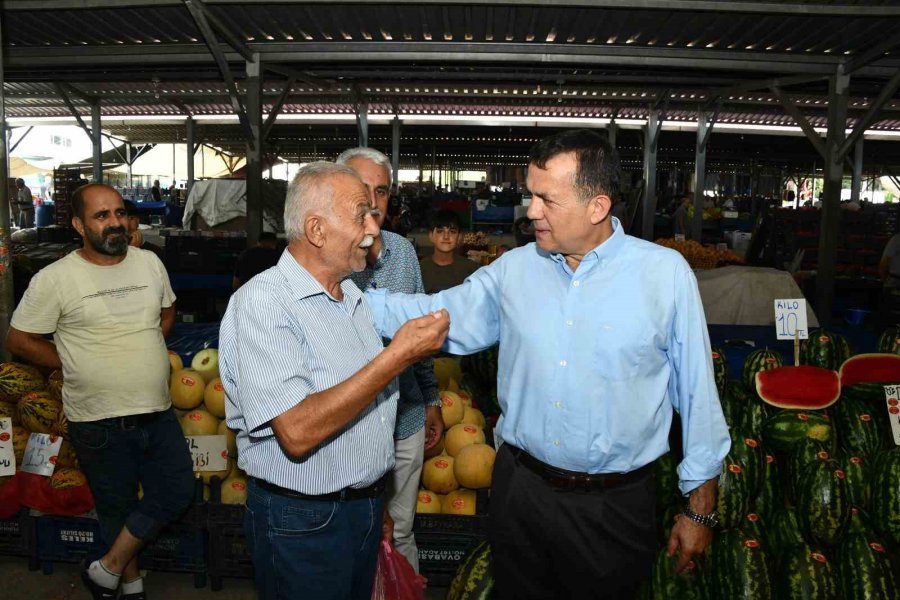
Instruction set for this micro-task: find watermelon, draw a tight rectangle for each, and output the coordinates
[876,325,900,354]
[654,452,680,513]
[741,393,773,433]
[788,439,830,504]
[717,452,752,530]
[795,458,850,547]
[870,448,900,546]
[720,381,749,428]
[710,529,771,600]
[754,451,783,519]
[834,396,883,458]
[846,506,877,536]
[729,428,764,497]
[445,540,494,600]
[755,366,840,410]
[743,349,784,389]
[769,508,807,563]
[801,330,851,371]
[712,346,728,396]
[774,543,839,600]
[838,454,869,510]
[761,411,833,454]
[649,546,704,600]
[836,533,898,600]
[0,362,46,403]
[740,512,768,550]
[839,353,900,400]
[17,391,63,435]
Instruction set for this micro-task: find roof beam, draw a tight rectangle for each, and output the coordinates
[709,74,830,101]
[187,0,255,62]
[837,68,900,161]
[844,30,900,74]
[771,86,827,161]
[262,76,295,141]
[52,82,93,138]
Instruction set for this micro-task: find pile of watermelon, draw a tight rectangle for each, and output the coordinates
[646,330,900,600]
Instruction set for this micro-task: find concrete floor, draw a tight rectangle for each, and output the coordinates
[1,556,448,600]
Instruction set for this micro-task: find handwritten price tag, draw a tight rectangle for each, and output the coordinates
[0,418,15,477]
[185,435,228,472]
[20,433,62,477]
[774,299,808,341]
[884,385,900,446]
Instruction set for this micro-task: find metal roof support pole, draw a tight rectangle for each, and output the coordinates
[245,56,263,247]
[0,21,11,362]
[186,116,195,198]
[91,100,102,183]
[126,143,132,188]
[391,117,401,189]
[9,126,33,154]
[817,70,850,326]
[607,119,617,149]
[356,100,369,148]
[693,110,713,242]
[851,139,863,203]
[640,108,660,241]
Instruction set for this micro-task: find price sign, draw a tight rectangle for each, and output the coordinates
[20,433,62,477]
[0,418,15,477]
[774,299,808,341]
[674,233,686,242]
[884,385,900,446]
[185,435,228,471]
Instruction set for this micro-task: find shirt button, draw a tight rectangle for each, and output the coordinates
[565,320,573,327]
[554,401,563,409]
[572,280,580,287]
[559,360,567,367]
[554,440,561,447]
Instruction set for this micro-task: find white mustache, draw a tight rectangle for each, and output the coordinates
[359,235,375,249]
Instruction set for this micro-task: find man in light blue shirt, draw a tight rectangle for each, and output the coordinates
[367,130,730,599]
[219,162,449,600]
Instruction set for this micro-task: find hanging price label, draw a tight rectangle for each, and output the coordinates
[184,435,228,471]
[0,418,15,477]
[20,433,62,477]
[774,299,808,341]
[884,385,900,446]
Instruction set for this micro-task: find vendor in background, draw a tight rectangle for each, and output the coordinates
[123,200,164,260]
[150,180,162,202]
[232,231,280,291]
[672,194,691,239]
[420,209,480,294]
[15,178,35,229]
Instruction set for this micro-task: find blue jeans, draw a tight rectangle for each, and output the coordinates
[245,478,384,600]
[68,407,194,545]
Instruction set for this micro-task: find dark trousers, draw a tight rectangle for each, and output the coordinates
[68,407,194,546]
[488,444,657,600]
[245,478,384,600]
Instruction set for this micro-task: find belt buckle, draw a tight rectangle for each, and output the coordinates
[119,415,139,430]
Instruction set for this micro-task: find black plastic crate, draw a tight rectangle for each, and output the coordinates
[36,514,107,574]
[138,521,207,588]
[0,509,39,569]
[415,530,484,587]
[208,523,253,591]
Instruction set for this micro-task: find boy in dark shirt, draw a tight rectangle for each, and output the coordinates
[420,210,479,293]
[232,232,280,290]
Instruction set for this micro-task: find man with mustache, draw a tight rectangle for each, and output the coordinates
[7,183,193,600]
[219,162,449,600]
[366,130,730,599]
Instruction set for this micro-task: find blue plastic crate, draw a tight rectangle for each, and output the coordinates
[139,522,207,588]
[36,514,107,574]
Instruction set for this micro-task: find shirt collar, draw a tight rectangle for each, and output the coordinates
[276,250,363,310]
[549,216,626,266]
[371,233,393,270]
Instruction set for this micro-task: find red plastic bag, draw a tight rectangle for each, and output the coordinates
[19,471,95,516]
[0,472,22,519]
[371,540,427,600]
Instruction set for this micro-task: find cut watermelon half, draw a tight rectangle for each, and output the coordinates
[755,366,841,410]
[839,353,900,387]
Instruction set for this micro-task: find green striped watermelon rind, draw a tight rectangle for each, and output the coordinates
[445,540,493,600]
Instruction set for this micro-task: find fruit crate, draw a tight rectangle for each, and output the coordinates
[0,509,39,569]
[35,513,107,574]
[138,520,207,588]
[207,500,252,591]
[413,494,489,587]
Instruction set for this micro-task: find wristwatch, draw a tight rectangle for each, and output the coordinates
[682,506,720,529]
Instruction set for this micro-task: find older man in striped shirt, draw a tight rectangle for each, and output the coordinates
[219,161,449,600]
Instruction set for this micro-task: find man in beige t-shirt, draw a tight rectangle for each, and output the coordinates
[6,183,193,600]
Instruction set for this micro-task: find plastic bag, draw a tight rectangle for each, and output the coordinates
[371,540,427,600]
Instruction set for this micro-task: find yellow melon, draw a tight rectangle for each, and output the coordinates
[197,457,234,485]
[179,407,220,436]
[442,489,477,515]
[0,401,19,426]
[49,467,87,489]
[440,391,465,428]
[170,369,206,410]
[460,406,486,428]
[202,484,209,502]
[454,443,496,489]
[457,390,473,409]
[422,455,459,494]
[424,433,445,459]
[167,350,184,375]
[204,377,226,418]
[46,370,64,402]
[12,425,29,464]
[416,489,442,514]
[434,358,462,390]
[218,419,238,457]
[56,439,79,469]
[446,378,460,393]
[444,424,485,457]
[221,474,248,504]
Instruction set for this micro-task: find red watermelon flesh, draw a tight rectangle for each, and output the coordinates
[839,353,900,387]
[755,366,840,409]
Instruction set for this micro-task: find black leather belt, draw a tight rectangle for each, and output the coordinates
[254,476,386,502]
[508,445,652,490]
[102,410,167,430]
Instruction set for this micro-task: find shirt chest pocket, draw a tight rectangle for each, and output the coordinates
[592,323,657,381]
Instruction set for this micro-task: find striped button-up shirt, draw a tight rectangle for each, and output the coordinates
[220,250,397,494]
[349,230,440,440]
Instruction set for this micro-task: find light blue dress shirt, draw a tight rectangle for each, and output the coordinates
[367,218,730,495]
[220,251,397,495]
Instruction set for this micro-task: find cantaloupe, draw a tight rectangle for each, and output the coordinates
[457,390,473,409]
[461,406,485,428]
[442,489,477,515]
[204,377,226,418]
[424,433,445,459]
[218,419,237,457]
[434,358,462,390]
[179,407,220,436]
[440,391,465,428]
[422,456,459,494]
[454,443,496,489]
[170,369,205,410]
[416,489,442,514]
[221,474,248,504]
[445,424,485,457]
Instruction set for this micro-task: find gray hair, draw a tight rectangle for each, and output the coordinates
[336,147,393,188]
[284,161,360,241]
